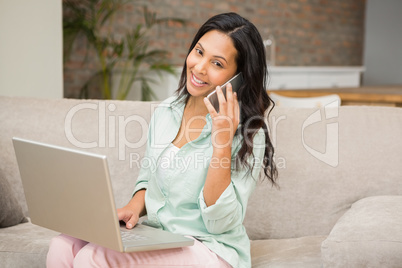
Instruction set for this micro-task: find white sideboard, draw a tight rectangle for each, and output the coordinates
[140,66,366,101]
[267,66,365,90]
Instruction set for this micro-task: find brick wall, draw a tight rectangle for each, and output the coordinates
[64,0,366,98]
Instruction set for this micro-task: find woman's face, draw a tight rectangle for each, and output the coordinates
[186,30,238,98]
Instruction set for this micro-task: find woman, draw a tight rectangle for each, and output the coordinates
[47,12,277,268]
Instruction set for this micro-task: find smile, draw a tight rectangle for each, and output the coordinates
[190,74,208,87]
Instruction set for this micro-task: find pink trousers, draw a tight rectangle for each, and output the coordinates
[46,234,232,268]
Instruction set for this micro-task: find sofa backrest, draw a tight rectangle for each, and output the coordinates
[0,97,157,215]
[2,97,402,240]
[244,106,402,239]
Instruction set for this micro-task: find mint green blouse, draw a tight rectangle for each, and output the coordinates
[133,95,266,268]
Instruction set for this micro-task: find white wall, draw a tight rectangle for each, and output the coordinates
[0,0,63,99]
[363,0,402,86]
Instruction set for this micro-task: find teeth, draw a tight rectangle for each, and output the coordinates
[193,75,206,84]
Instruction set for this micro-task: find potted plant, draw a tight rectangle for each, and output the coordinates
[63,0,185,100]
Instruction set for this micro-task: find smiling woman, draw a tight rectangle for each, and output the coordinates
[186,30,238,98]
[176,13,277,185]
[47,13,277,268]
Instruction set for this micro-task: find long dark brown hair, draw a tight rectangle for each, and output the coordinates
[175,13,277,185]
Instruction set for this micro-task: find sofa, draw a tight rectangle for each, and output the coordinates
[1,96,401,268]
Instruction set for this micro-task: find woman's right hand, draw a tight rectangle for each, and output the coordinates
[117,189,146,229]
[117,206,139,229]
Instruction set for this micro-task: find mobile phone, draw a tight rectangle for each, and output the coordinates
[206,72,243,113]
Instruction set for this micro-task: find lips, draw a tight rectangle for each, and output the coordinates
[190,73,208,87]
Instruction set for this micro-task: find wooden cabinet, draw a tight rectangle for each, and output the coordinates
[270,86,402,107]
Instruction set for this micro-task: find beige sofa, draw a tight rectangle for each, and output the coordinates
[1,96,401,268]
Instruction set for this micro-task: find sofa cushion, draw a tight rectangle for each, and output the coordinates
[245,106,402,240]
[0,221,59,268]
[251,236,326,268]
[321,195,402,267]
[0,173,27,228]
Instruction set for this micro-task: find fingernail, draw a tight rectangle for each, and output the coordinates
[127,223,133,228]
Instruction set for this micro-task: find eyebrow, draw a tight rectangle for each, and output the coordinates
[197,42,228,64]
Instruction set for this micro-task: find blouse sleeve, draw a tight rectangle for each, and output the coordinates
[198,128,266,234]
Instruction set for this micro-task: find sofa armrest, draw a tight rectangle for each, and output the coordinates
[321,195,402,268]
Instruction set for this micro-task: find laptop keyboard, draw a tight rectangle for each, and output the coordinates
[120,230,149,242]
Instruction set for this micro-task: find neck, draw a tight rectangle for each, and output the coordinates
[186,96,209,116]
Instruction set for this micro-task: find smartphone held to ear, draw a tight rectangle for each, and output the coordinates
[206,72,243,113]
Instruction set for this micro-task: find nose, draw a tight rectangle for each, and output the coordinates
[193,58,207,75]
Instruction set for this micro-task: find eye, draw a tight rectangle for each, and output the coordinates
[213,61,223,68]
[195,48,203,56]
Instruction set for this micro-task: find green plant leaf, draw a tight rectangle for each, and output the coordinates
[63,1,186,100]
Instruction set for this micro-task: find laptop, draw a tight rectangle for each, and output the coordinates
[12,137,194,252]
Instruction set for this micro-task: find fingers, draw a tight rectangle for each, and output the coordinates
[204,95,218,117]
[117,207,138,229]
[233,92,240,125]
[117,208,125,221]
[204,84,237,117]
[216,86,227,115]
[226,83,234,118]
[126,216,138,229]
[204,82,240,149]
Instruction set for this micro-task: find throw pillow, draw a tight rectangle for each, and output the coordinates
[0,173,28,228]
[321,195,402,268]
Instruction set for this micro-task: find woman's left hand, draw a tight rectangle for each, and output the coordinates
[204,83,240,152]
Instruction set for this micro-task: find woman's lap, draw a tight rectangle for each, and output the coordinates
[47,234,231,268]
